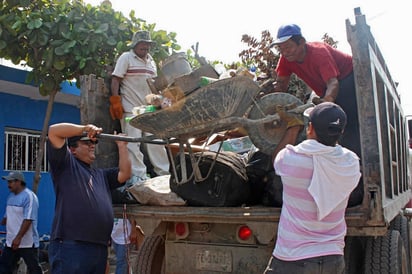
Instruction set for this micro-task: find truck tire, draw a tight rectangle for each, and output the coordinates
[390,215,411,273]
[344,236,365,274]
[364,230,408,274]
[135,235,165,274]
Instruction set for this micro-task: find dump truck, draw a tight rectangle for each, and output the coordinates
[80,8,412,274]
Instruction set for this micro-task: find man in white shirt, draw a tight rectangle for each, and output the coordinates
[0,171,42,274]
[110,30,169,183]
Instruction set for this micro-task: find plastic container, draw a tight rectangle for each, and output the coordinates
[161,52,192,85]
[132,106,146,115]
[199,76,219,87]
[145,105,156,113]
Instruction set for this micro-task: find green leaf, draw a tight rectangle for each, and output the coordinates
[11,20,22,31]
[61,32,72,39]
[54,46,66,56]
[50,39,64,46]
[118,23,129,31]
[0,40,6,50]
[44,49,54,69]
[106,37,117,46]
[39,83,49,96]
[53,59,65,70]
[37,32,49,46]
[79,58,86,69]
[94,23,109,34]
[27,18,43,30]
[62,40,76,51]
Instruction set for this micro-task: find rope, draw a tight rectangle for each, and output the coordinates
[122,203,131,274]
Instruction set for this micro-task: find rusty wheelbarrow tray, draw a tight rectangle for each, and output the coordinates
[129,76,261,139]
[124,76,310,184]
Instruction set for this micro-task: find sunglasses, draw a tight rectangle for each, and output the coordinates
[80,140,99,146]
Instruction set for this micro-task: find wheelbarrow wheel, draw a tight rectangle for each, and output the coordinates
[246,93,303,155]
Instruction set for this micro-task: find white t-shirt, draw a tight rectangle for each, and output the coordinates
[5,188,40,248]
[112,50,157,113]
[111,218,132,245]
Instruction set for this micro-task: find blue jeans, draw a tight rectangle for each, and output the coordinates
[0,246,42,274]
[263,255,345,274]
[112,242,130,274]
[49,239,107,274]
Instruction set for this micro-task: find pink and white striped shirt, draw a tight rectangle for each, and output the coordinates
[273,139,360,261]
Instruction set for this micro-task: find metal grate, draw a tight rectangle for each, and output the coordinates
[4,129,48,172]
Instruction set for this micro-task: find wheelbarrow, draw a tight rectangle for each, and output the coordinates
[100,76,312,184]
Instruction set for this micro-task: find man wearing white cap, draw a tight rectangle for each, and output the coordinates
[110,30,170,184]
[0,171,42,274]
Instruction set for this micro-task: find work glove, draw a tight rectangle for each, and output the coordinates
[276,104,304,129]
[109,95,123,120]
[311,96,323,105]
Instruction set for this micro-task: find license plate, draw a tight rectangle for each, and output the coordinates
[196,248,232,272]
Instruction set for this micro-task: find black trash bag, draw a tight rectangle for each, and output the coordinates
[245,150,274,205]
[170,151,250,207]
[111,185,138,204]
[261,171,283,207]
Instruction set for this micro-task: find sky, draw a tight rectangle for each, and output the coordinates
[84,0,411,115]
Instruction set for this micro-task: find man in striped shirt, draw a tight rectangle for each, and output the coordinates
[110,30,169,184]
[264,102,361,274]
[0,171,42,274]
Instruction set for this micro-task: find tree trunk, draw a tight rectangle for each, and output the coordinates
[33,88,57,193]
[79,74,121,168]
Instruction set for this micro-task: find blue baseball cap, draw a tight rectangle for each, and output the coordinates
[271,24,302,45]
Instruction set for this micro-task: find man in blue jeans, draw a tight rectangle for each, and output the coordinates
[111,218,137,274]
[47,122,131,274]
[0,171,42,274]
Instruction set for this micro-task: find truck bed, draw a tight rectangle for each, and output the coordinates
[114,202,396,237]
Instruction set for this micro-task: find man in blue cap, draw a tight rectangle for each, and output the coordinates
[270,24,360,159]
[0,171,42,274]
[270,24,363,207]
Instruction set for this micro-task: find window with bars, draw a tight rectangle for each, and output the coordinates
[4,128,48,172]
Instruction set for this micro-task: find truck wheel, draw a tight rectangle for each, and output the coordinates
[390,215,411,273]
[364,230,408,274]
[344,236,365,274]
[135,235,165,274]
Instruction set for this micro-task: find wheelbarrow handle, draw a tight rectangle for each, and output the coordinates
[286,103,315,114]
[83,132,168,145]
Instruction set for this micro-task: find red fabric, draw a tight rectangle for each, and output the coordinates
[276,42,353,97]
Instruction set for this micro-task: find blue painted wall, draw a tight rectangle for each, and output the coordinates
[0,65,80,236]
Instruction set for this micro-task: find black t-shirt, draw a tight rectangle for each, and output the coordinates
[47,141,120,246]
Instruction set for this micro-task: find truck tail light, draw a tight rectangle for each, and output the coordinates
[237,225,252,241]
[175,222,189,239]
